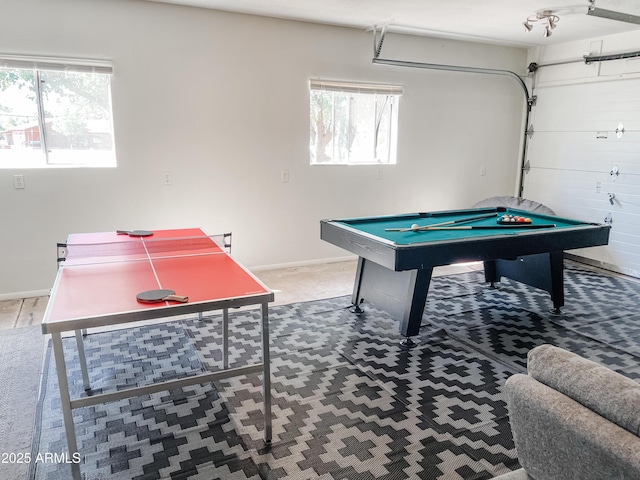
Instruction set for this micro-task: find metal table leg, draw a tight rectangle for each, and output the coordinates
[51,333,82,480]
[74,329,91,390]
[261,303,272,442]
[223,308,229,370]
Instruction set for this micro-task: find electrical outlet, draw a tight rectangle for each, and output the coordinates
[281,170,289,183]
[162,171,172,185]
[13,174,25,189]
[480,166,487,176]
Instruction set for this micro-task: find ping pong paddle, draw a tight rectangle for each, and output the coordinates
[117,229,153,237]
[136,289,188,303]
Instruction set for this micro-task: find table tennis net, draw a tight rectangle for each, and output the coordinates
[57,233,232,265]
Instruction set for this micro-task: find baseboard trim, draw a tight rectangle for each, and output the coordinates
[0,289,51,301]
[249,255,357,273]
[566,254,639,280]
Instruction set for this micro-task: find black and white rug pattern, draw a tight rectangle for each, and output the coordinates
[31,262,640,479]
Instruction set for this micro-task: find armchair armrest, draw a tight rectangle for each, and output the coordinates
[506,373,640,480]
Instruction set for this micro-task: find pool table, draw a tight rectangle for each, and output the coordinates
[320,207,610,342]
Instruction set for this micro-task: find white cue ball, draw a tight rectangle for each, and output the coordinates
[411,224,420,230]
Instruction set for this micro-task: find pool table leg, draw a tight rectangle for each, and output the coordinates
[484,251,565,313]
[549,250,565,313]
[352,257,433,340]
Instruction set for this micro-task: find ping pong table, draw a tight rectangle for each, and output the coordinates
[42,228,274,480]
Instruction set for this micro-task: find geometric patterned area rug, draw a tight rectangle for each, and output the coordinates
[30,261,640,480]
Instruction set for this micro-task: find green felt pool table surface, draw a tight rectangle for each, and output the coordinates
[333,208,590,245]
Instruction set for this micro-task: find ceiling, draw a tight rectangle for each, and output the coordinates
[146,0,640,47]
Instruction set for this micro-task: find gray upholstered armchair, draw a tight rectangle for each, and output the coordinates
[495,344,640,479]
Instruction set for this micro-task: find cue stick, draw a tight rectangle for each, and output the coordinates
[385,212,497,232]
[425,224,557,230]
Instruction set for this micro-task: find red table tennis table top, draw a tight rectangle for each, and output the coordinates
[43,228,273,333]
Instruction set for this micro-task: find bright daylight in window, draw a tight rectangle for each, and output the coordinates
[0,56,115,168]
[309,79,401,165]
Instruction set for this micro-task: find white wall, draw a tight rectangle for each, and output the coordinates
[0,0,527,297]
[524,30,640,277]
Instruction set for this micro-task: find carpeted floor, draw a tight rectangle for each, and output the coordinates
[31,262,640,479]
[0,325,45,480]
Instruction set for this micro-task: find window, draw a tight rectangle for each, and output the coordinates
[0,55,115,168]
[309,79,401,165]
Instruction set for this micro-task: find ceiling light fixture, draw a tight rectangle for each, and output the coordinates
[523,10,560,37]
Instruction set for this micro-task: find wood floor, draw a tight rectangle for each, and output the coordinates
[0,296,48,330]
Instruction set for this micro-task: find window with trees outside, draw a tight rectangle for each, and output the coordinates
[0,55,115,168]
[309,79,402,165]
